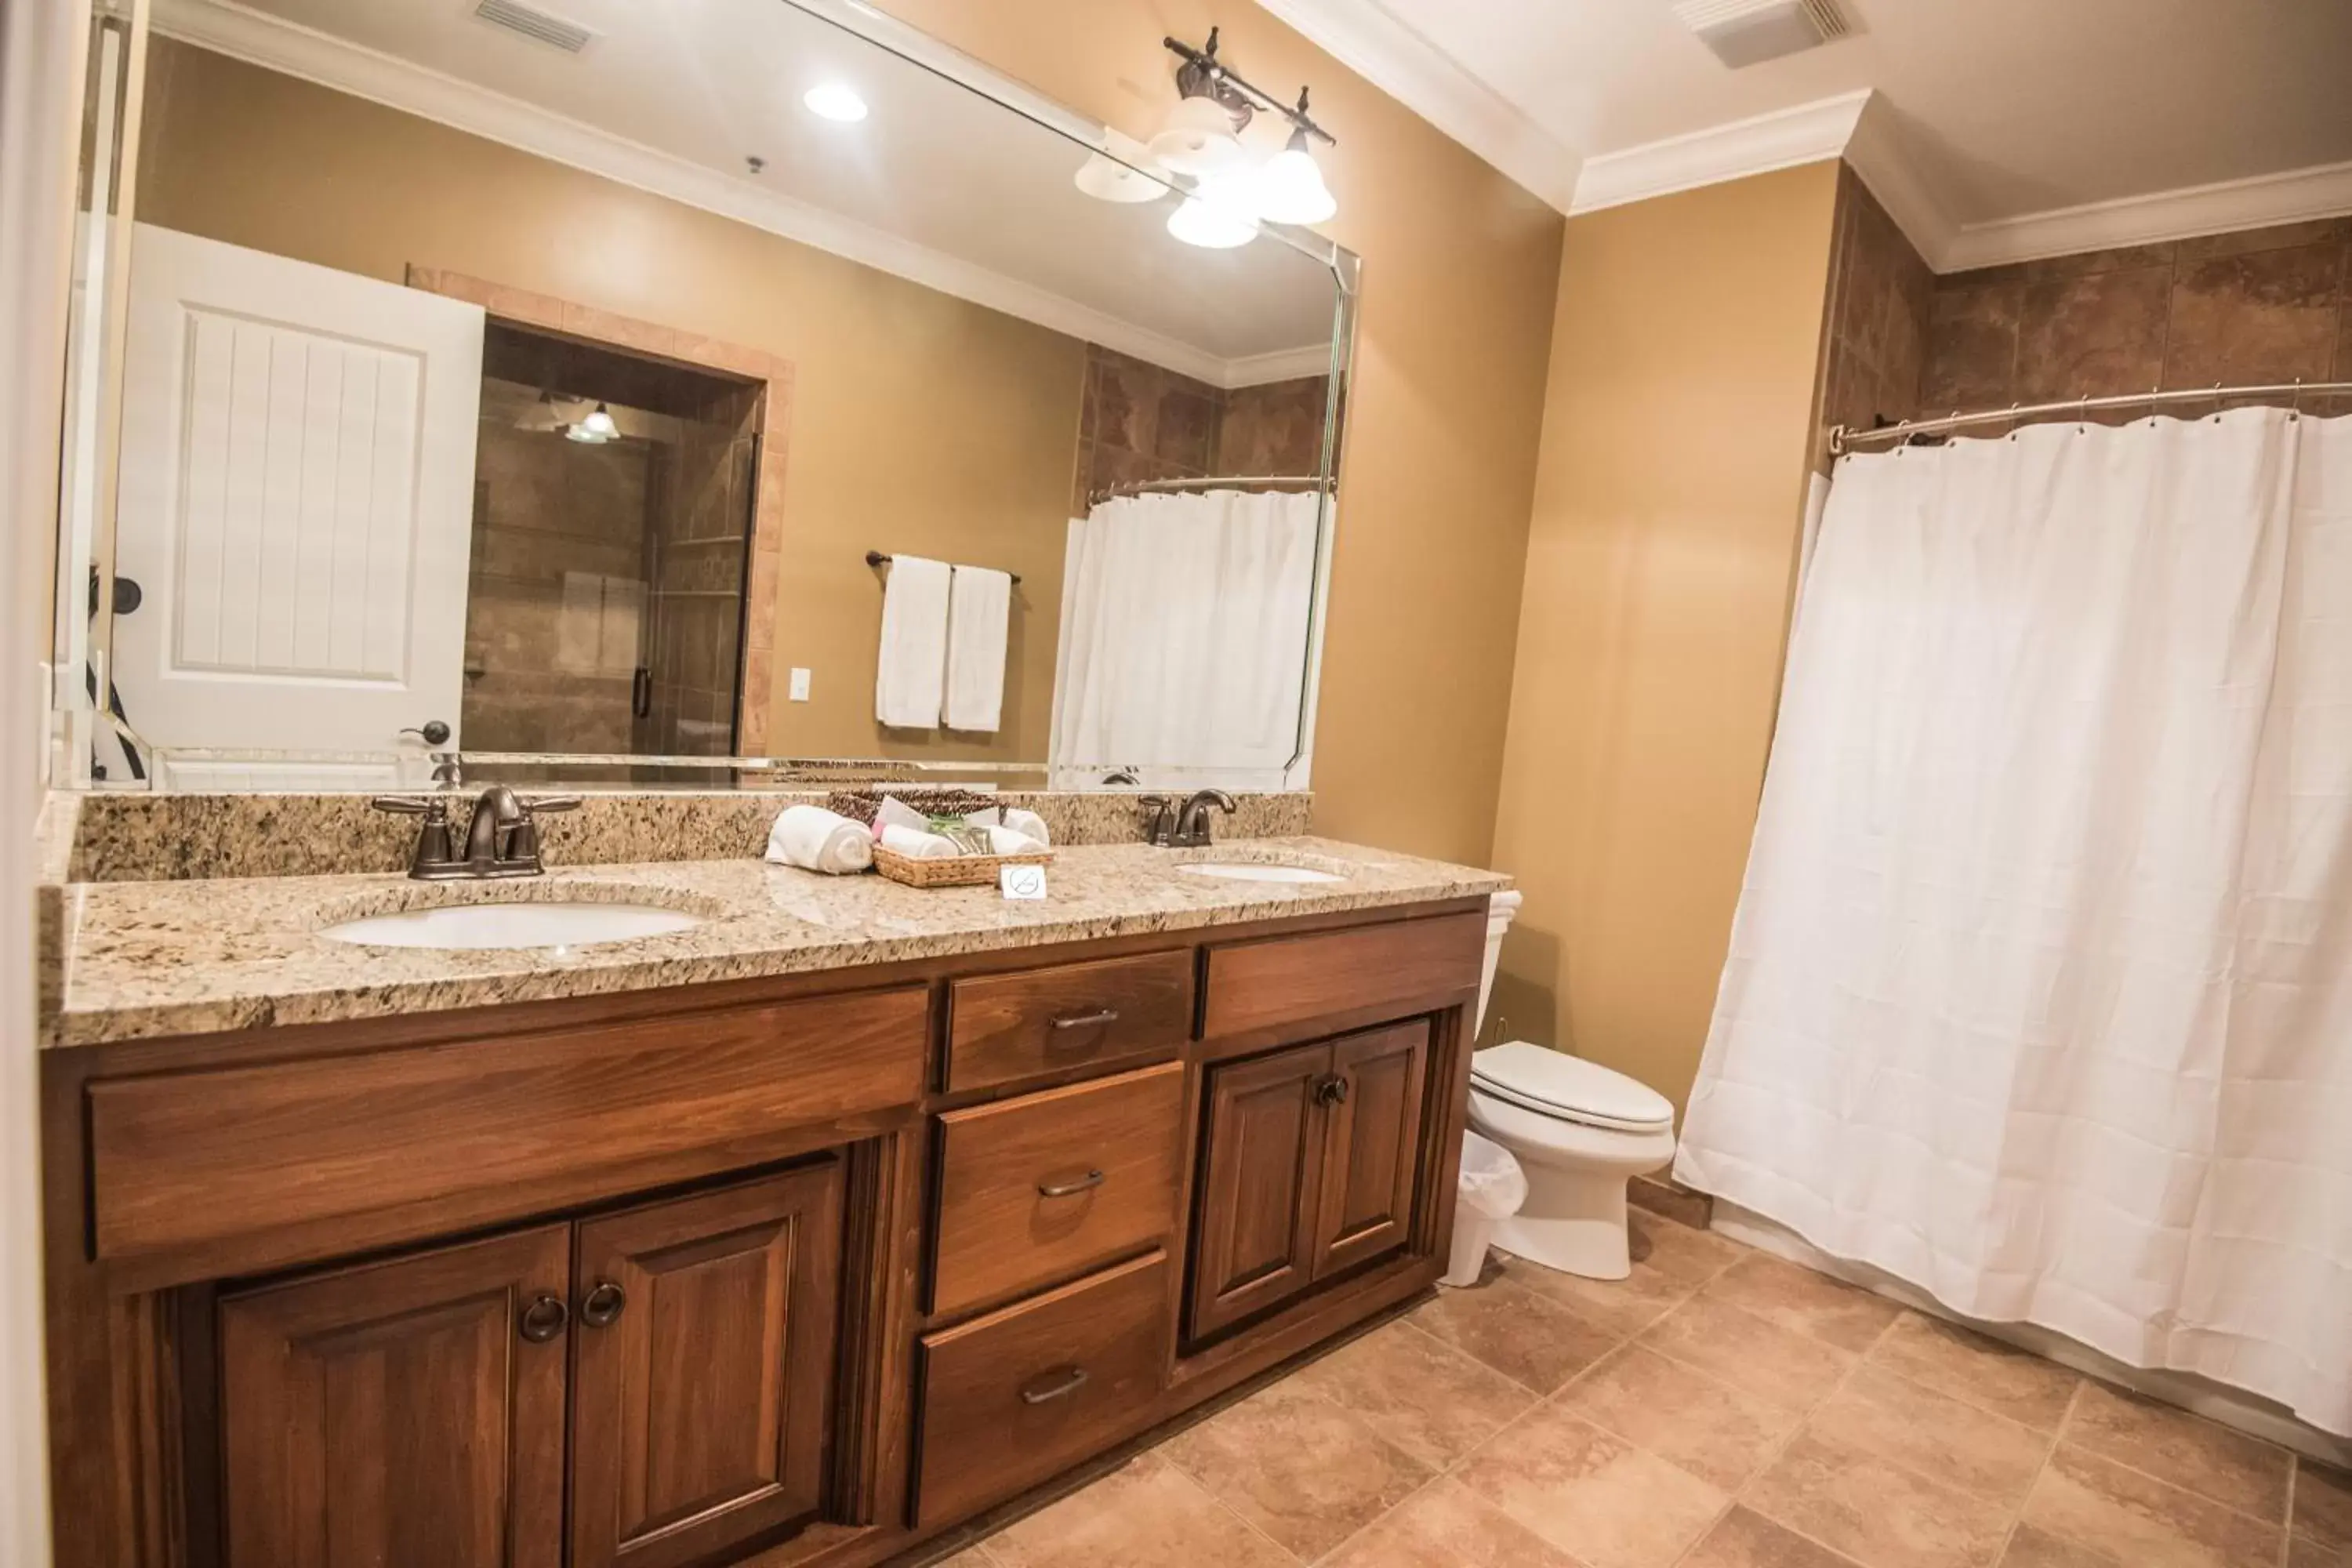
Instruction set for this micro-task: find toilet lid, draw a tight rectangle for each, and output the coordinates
[1471,1042,1675,1133]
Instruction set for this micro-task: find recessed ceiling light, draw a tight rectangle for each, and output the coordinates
[804,82,868,123]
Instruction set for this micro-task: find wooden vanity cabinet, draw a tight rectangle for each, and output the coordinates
[45,894,1492,1568]
[1187,1020,1434,1341]
[215,1163,847,1568]
[568,1166,844,1568]
[217,1225,572,1568]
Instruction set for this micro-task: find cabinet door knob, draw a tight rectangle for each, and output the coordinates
[1315,1074,1349,1107]
[518,1293,569,1343]
[1018,1366,1091,1406]
[579,1279,626,1328]
[1036,1169,1106,1199]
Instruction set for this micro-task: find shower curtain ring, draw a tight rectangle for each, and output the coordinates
[2077,394,2089,433]
[2290,378,2304,422]
[2212,382,2224,420]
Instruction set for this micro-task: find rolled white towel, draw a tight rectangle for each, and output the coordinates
[985,825,1047,856]
[880,822,964,859]
[1001,808,1051,846]
[766,805,874,874]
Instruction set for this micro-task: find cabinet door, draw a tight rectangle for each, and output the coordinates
[1312,1021,1432,1279]
[568,1163,846,1568]
[1187,1041,1330,1338]
[218,1225,570,1568]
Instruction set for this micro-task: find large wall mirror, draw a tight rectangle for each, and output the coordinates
[51,0,1356,792]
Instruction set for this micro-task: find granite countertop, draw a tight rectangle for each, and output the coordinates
[47,837,1509,1048]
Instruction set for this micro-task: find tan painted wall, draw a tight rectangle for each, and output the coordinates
[1488,162,1840,1113]
[877,1,1566,864]
[135,38,1084,765]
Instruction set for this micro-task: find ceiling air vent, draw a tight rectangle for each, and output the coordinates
[1671,0,1851,68]
[473,0,596,54]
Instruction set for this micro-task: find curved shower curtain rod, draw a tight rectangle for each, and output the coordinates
[1832,379,2352,455]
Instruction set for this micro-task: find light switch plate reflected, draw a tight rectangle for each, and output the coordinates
[789,667,811,702]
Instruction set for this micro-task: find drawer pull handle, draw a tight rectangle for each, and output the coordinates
[1036,1169,1106,1199]
[579,1280,626,1328]
[518,1293,569,1344]
[1050,1007,1120,1033]
[1018,1366,1091,1406]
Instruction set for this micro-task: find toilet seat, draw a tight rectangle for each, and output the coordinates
[1470,1042,1674,1134]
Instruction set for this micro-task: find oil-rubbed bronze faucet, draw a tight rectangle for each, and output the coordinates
[1176,789,1237,847]
[1141,789,1238,848]
[372,787,582,880]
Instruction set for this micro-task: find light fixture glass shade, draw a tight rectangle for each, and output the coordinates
[1074,129,1172,203]
[1166,182,1260,249]
[803,82,869,122]
[566,401,619,444]
[1146,93,1247,177]
[1257,137,1337,224]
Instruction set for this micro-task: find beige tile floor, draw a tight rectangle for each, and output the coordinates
[928,1213,2351,1568]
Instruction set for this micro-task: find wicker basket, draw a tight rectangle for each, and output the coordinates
[869,841,1052,889]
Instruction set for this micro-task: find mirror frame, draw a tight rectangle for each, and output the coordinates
[65,0,1360,792]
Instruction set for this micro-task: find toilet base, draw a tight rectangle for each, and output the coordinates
[1492,1159,1638,1280]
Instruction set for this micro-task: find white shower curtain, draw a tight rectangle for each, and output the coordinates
[1677,408,2352,1436]
[1048,488,1321,789]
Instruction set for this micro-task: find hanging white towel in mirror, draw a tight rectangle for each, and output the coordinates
[875,554,951,728]
[946,564,1011,732]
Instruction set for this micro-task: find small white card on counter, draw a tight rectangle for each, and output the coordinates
[999,863,1047,900]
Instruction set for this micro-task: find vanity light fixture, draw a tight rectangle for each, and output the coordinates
[565,401,619,444]
[803,82,869,122]
[1074,126,1174,204]
[1166,180,1260,249]
[1254,109,1337,225]
[1152,31,1338,227]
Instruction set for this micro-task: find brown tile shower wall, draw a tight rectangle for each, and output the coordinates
[637,382,761,757]
[1072,344,1330,511]
[1811,168,1934,469]
[1920,216,2352,419]
[463,419,650,753]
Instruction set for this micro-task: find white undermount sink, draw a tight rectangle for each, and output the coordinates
[321,901,704,950]
[1176,862,1345,885]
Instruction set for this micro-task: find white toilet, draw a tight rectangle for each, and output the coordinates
[1468,891,1679,1280]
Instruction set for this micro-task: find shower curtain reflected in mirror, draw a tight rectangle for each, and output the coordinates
[1048,488,1322,789]
[1678,408,2352,1437]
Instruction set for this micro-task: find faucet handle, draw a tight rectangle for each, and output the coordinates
[1137,795,1178,848]
[523,795,582,815]
[371,795,438,815]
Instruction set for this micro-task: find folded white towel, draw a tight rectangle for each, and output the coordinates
[985,825,1047,856]
[876,555,951,728]
[765,805,873,874]
[1001,808,1051,847]
[880,822,963,859]
[944,565,1011,732]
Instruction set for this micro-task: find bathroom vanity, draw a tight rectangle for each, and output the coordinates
[38,837,1504,1568]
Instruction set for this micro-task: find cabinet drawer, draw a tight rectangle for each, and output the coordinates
[1201,911,1483,1040]
[88,985,927,1264]
[945,949,1193,1093]
[916,1250,1169,1529]
[931,1062,1184,1316]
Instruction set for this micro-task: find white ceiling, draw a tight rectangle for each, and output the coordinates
[153,0,1343,383]
[1265,0,2352,268]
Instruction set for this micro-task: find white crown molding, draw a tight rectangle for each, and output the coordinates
[151,0,1327,390]
[1840,90,1957,267]
[1939,158,2352,272]
[1223,344,1339,388]
[1568,88,1870,216]
[1250,0,1582,212]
